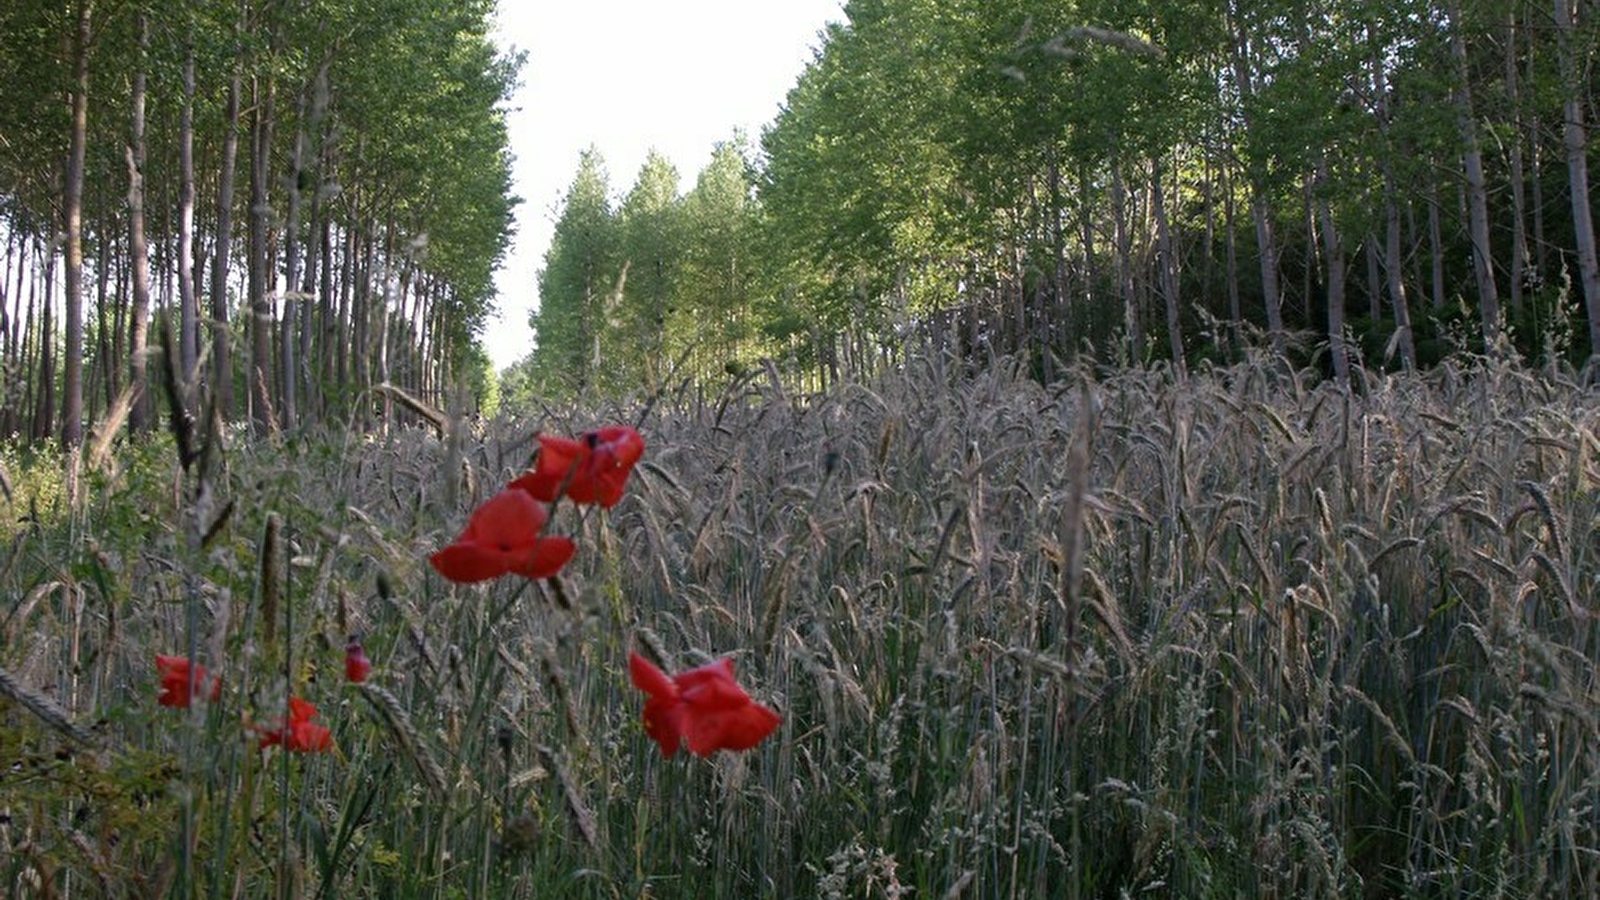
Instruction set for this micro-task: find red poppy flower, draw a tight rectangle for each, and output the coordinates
[156,654,220,708]
[344,637,372,684]
[510,426,645,509]
[429,488,577,583]
[257,696,333,753]
[628,651,781,758]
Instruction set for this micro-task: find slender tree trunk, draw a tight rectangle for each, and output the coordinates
[1504,10,1529,316]
[320,212,338,415]
[1372,35,1416,369]
[280,77,318,433]
[248,72,276,435]
[1364,236,1382,320]
[35,256,55,442]
[179,42,199,382]
[1110,157,1142,363]
[336,218,354,401]
[1554,0,1600,356]
[1078,161,1096,352]
[211,67,243,419]
[1427,173,1446,309]
[1228,3,1286,352]
[1152,156,1186,379]
[1314,159,1349,385]
[1528,46,1549,289]
[96,196,116,415]
[1224,162,1243,351]
[1447,0,1502,350]
[61,0,92,450]
[1384,192,1416,370]
[127,12,152,432]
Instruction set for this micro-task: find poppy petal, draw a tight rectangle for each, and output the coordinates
[628,652,676,699]
[507,469,564,503]
[156,655,217,707]
[464,488,547,538]
[512,436,587,502]
[642,695,687,758]
[684,702,782,757]
[287,696,319,722]
[596,426,645,467]
[429,544,511,583]
[510,536,576,579]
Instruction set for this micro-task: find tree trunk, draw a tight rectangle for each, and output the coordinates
[61,0,92,450]
[1152,156,1186,380]
[178,41,199,382]
[1504,10,1529,316]
[1110,157,1142,363]
[1372,35,1416,369]
[96,194,116,415]
[247,72,276,435]
[127,12,152,433]
[1554,0,1600,356]
[1223,162,1243,351]
[280,79,318,433]
[34,258,55,442]
[1447,0,1502,350]
[211,67,243,419]
[1427,173,1446,309]
[1228,3,1286,353]
[1314,160,1349,385]
[1383,194,1416,370]
[1364,236,1382,320]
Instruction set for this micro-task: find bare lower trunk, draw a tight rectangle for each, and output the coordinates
[1427,174,1446,309]
[127,12,152,432]
[1372,35,1415,369]
[1152,157,1186,380]
[1384,190,1416,370]
[61,0,92,450]
[1554,0,1600,356]
[178,42,198,382]
[247,73,275,435]
[1110,158,1142,362]
[1448,0,1502,350]
[1314,160,1349,385]
[211,69,242,418]
[1504,10,1529,315]
[1229,3,1285,352]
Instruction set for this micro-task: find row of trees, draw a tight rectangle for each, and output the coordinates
[521,0,1596,398]
[0,0,517,449]
[511,140,763,399]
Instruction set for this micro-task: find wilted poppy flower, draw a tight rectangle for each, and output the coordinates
[510,426,645,508]
[257,696,333,753]
[628,651,781,759]
[344,637,372,684]
[156,654,220,708]
[430,488,577,583]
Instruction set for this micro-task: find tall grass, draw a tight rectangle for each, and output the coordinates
[1,351,1594,898]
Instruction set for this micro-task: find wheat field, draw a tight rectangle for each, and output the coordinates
[1,352,1595,899]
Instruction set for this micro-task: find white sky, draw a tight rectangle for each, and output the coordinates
[486,0,846,371]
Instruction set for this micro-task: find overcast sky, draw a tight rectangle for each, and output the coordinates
[486,0,846,370]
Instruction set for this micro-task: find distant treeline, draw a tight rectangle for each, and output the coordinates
[515,0,1597,404]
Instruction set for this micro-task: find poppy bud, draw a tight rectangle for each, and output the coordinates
[344,636,372,684]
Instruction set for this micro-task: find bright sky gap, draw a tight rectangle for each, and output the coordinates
[488,0,847,371]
